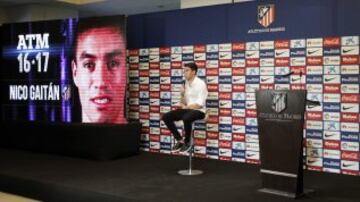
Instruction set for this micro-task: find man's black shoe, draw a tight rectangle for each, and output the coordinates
[180,143,193,153]
[172,142,184,152]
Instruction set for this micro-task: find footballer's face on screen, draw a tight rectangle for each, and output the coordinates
[72,26,127,124]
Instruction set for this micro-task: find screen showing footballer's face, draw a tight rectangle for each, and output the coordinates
[72,26,127,124]
[0,16,127,124]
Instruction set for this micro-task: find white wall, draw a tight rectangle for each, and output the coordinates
[181,0,232,9]
[0,7,8,25]
[4,5,33,23]
[181,0,254,9]
[29,4,78,22]
[0,4,78,24]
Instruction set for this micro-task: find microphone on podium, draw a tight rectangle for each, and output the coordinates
[280,71,295,77]
[306,99,321,106]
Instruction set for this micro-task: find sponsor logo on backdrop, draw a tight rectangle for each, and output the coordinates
[306,112,323,121]
[171,46,181,54]
[341,103,359,113]
[341,46,359,55]
[307,48,323,56]
[323,48,340,56]
[341,84,359,94]
[307,148,323,158]
[275,40,289,49]
[341,151,359,161]
[306,121,323,130]
[323,121,340,131]
[206,44,218,52]
[341,160,359,171]
[323,37,340,47]
[290,39,306,48]
[306,84,323,93]
[219,132,232,141]
[324,65,340,74]
[246,142,259,152]
[306,66,322,75]
[182,45,193,54]
[323,149,340,159]
[323,159,341,169]
[206,52,218,60]
[245,84,259,92]
[341,94,359,103]
[232,42,246,51]
[306,75,322,84]
[159,47,170,55]
[306,157,323,168]
[290,57,306,66]
[275,49,290,58]
[341,65,359,74]
[323,103,340,112]
[149,48,159,55]
[139,55,149,63]
[341,132,359,142]
[246,42,259,50]
[306,129,322,139]
[290,49,306,57]
[307,38,323,47]
[219,43,232,52]
[324,140,340,150]
[323,112,340,122]
[208,92,219,100]
[260,50,274,58]
[341,75,359,84]
[246,151,260,160]
[341,141,359,151]
[323,84,340,93]
[341,36,359,46]
[159,62,170,69]
[260,41,274,49]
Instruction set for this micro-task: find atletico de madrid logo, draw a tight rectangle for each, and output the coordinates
[258,4,275,28]
[272,92,287,113]
[61,84,71,101]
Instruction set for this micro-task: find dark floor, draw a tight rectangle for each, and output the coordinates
[0,148,358,202]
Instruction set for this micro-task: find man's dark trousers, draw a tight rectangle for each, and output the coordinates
[162,109,205,144]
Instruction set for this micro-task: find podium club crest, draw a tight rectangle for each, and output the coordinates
[271,92,287,113]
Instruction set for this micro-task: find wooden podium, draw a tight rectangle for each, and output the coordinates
[256,90,306,198]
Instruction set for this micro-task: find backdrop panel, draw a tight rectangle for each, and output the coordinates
[126,0,359,176]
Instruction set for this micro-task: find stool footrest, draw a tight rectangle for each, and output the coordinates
[178,169,203,175]
[177,118,206,176]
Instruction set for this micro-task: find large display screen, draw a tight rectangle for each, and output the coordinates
[1,15,127,124]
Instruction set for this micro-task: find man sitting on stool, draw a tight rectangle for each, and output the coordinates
[162,63,208,152]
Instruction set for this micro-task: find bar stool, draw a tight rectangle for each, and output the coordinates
[178,109,209,176]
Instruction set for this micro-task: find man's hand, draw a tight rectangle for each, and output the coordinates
[180,87,187,107]
[180,86,185,96]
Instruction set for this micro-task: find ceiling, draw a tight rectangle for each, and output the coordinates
[0,0,181,16]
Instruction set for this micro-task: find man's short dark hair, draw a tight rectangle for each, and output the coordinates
[75,16,124,38]
[184,62,198,74]
[73,16,125,61]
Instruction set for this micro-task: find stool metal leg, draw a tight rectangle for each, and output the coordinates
[178,122,203,176]
[178,146,203,175]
